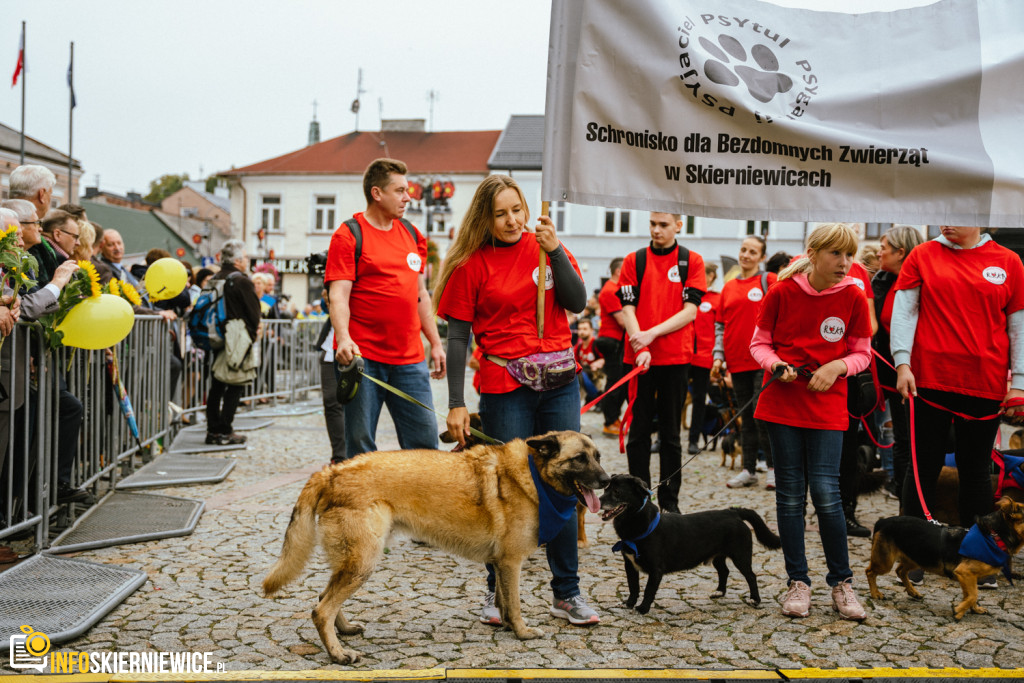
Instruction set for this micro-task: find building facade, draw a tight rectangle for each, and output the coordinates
[0,122,82,208]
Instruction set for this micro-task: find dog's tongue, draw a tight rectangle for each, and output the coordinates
[582,488,600,514]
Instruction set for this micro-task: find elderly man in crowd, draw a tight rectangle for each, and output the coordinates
[9,164,56,219]
[29,209,80,284]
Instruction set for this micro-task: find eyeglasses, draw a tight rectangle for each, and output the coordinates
[57,227,81,242]
[20,220,39,226]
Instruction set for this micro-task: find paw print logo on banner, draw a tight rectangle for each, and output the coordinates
[701,35,793,104]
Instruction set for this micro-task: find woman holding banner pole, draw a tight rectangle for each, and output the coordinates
[434,175,599,628]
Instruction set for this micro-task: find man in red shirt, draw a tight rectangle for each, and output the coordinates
[324,158,446,457]
[574,317,604,404]
[618,213,707,513]
[596,257,626,435]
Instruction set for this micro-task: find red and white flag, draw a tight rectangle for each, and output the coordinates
[11,26,23,87]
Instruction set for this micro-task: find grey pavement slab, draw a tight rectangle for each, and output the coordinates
[14,382,1024,673]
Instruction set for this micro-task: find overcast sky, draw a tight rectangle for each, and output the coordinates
[1,0,933,198]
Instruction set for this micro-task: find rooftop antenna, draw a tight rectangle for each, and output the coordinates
[351,68,366,132]
[426,89,439,132]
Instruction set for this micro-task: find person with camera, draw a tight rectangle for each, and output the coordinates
[324,158,446,457]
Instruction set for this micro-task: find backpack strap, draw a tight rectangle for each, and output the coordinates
[634,243,690,300]
[343,217,421,279]
[760,271,769,293]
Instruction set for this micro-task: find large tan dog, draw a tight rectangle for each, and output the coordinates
[262,431,609,664]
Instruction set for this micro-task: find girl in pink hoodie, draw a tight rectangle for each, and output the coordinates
[749,223,871,622]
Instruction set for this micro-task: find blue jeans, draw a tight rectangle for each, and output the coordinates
[342,357,438,458]
[766,422,852,587]
[479,381,581,599]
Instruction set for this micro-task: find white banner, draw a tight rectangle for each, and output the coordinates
[543,0,1024,227]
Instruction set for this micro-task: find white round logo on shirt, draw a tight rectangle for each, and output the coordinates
[532,265,555,290]
[983,266,1007,285]
[667,265,681,283]
[820,316,847,343]
[699,301,713,313]
[406,253,422,271]
[747,288,763,302]
[851,277,865,291]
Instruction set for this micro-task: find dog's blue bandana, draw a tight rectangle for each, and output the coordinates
[529,455,577,546]
[612,504,661,559]
[959,523,1013,584]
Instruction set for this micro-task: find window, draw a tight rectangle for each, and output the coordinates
[260,195,281,232]
[864,223,889,238]
[685,216,695,235]
[314,195,336,232]
[746,220,770,236]
[603,209,630,234]
[549,201,566,233]
[181,206,198,218]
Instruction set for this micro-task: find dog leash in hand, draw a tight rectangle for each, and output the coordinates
[355,369,503,445]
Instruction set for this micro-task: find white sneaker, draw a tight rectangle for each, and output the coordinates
[479,591,501,625]
[755,459,769,472]
[727,470,757,488]
[765,468,776,490]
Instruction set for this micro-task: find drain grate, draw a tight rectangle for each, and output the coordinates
[46,491,204,554]
[0,554,147,648]
[181,416,274,433]
[168,428,248,453]
[115,453,236,490]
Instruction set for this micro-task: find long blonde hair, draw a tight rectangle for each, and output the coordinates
[779,223,859,281]
[433,174,529,312]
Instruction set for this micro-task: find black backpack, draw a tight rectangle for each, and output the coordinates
[634,244,690,300]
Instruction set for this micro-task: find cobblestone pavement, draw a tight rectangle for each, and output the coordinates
[40,381,1024,672]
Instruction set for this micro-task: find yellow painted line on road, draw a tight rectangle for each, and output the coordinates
[779,668,1024,678]
[9,668,1024,682]
[447,671,779,679]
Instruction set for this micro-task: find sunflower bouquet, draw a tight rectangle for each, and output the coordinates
[0,220,38,299]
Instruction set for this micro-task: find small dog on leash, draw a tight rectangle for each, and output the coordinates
[440,414,592,548]
[599,474,781,613]
[866,496,1024,620]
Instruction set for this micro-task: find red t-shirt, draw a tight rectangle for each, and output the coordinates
[574,336,601,367]
[847,261,870,297]
[716,272,775,373]
[753,277,871,430]
[323,213,428,365]
[436,233,580,394]
[597,277,625,341]
[894,239,1024,400]
[617,244,707,366]
[692,290,719,370]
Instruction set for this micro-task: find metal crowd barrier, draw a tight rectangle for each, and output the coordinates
[2,314,324,552]
[177,318,322,421]
[0,316,171,552]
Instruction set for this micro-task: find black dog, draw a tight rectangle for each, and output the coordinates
[600,474,781,613]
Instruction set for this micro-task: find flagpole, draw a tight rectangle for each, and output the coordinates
[67,41,73,202]
[19,21,25,165]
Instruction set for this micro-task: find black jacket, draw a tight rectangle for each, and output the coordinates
[214,263,261,339]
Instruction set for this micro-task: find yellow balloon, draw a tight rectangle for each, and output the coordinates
[144,257,189,301]
[56,294,135,349]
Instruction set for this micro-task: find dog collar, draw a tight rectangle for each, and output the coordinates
[612,510,661,559]
[528,455,577,546]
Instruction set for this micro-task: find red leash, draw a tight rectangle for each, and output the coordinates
[580,365,645,415]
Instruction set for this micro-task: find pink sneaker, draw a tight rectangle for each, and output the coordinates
[831,579,867,621]
[781,580,811,618]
